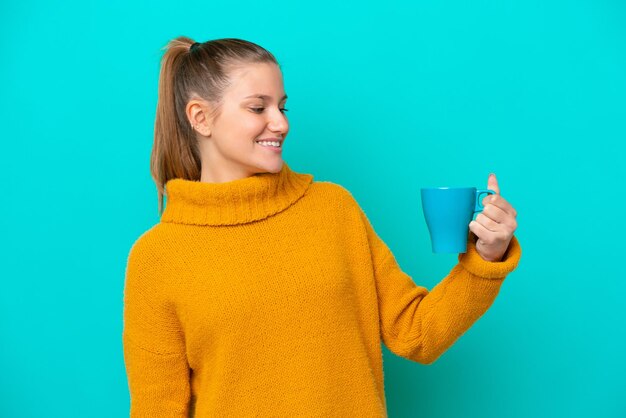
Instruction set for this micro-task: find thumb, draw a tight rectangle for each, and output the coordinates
[488,173,500,195]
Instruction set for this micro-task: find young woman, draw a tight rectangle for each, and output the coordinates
[122,36,522,417]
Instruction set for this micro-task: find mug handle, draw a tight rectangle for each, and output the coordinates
[474,189,496,213]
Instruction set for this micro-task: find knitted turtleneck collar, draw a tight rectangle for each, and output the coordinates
[160,162,314,226]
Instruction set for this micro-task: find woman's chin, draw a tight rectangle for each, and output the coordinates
[255,159,283,174]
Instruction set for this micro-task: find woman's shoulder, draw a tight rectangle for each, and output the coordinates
[309,179,359,206]
[125,223,170,265]
[123,224,178,289]
[305,180,368,226]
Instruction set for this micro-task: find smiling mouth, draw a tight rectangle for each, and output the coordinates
[255,140,283,149]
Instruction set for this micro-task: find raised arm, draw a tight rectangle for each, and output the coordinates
[358,205,522,364]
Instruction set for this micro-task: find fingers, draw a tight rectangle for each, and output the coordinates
[469,219,492,245]
[481,194,518,218]
[487,173,500,195]
[474,212,499,232]
[475,204,518,235]
[483,173,516,217]
[473,174,518,261]
[470,217,511,246]
[481,204,507,224]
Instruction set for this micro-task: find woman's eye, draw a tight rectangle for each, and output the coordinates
[250,107,289,114]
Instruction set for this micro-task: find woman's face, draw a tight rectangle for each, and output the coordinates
[192,62,289,183]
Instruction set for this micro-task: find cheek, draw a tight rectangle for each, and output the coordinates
[239,116,265,134]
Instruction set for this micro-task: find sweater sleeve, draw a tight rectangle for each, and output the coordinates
[357,205,522,365]
[122,237,191,417]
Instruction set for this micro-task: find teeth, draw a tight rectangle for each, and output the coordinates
[256,141,281,147]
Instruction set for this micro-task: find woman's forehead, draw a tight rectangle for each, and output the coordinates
[227,63,284,97]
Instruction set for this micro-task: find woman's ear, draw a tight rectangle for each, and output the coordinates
[186,99,213,137]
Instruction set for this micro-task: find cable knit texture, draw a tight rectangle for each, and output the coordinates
[122,162,522,417]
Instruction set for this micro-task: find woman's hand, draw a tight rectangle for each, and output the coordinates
[469,173,518,262]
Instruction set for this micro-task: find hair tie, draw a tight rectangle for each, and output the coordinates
[190,42,201,52]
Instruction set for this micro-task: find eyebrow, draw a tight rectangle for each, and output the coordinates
[244,94,288,101]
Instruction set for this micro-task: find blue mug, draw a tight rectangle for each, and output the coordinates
[420,187,496,253]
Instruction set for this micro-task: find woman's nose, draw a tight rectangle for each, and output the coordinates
[268,110,288,133]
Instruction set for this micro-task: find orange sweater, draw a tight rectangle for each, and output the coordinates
[122,162,522,417]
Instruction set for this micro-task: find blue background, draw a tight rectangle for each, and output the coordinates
[1,0,625,417]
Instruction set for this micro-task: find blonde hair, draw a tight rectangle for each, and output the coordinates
[151,36,280,215]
